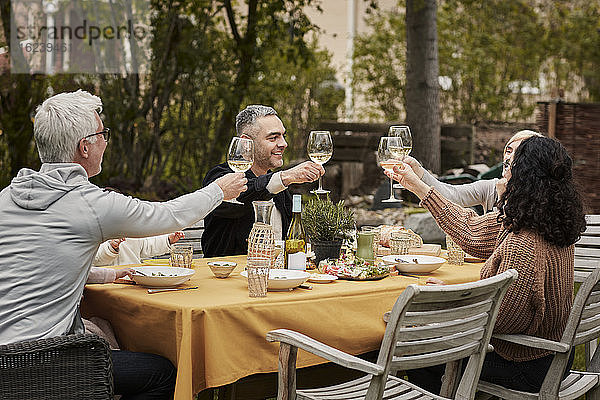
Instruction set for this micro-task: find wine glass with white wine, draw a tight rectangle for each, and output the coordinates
[307,130,333,195]
[388,125,413,192]
[377,136,403,203]
[227,137,254,204]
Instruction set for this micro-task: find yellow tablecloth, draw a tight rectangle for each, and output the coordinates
[81,255,483,399]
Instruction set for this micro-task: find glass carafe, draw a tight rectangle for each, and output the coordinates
[247,201,275,266]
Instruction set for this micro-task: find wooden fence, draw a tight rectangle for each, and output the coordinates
[315,122,474,199]
[536,102,600,213]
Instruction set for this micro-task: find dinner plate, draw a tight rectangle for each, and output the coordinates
[131,266,195,287]
[307,273,338,284]
[382,255,446,274]
[241,269,310,290]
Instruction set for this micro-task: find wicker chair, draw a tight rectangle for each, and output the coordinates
[0,333,113,400]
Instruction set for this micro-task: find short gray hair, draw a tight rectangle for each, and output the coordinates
[34,89,103,163]
[235,105,278,137]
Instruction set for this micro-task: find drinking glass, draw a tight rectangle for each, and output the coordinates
[169,244,193,268]
[446,234,465,265]
[361,226,380,255]
[247,256,270,297]
[307,130,333,194]
[227,137,254,204]
[377,136,403,203]
[390,231,412,255]
[388,126,412,191]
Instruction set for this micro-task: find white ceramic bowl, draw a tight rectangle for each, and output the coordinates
[132,266,195,287]
[207,261,237,278]
[241,269,310,290]
[382,255,446,274]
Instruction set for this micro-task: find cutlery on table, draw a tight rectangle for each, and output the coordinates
[398,272,421,279]
[147,286,198,294]
[298,284,313,290]
[133,269,148,276]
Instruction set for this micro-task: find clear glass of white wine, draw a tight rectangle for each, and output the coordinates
[227,137,254,204]
[307,130,333,195]
[388,125,412,191]
[377,136,403,203]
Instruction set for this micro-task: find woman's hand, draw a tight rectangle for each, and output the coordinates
[496,178,507,199]
[109,238,126,252]
[385,162,431,199]
[403,156,425,179]
[425,277,446,285]
[168,231,185,245]
[114,268,134,280]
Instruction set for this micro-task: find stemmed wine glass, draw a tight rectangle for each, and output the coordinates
[307,130,333,195]
[377,136,403,203]
[389,125,413,190]
[227,137,254,204]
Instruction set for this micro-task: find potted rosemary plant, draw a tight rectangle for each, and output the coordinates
[302,196,355,264]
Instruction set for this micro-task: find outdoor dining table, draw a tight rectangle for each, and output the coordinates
[81,254,484,400]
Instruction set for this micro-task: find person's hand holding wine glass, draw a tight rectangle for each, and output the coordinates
[388,125,412,190]
[226,137,254,204]
[384,161,431,200]
[307,130,333,194]
[377,136,403,203]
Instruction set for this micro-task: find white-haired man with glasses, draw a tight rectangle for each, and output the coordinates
[0,89,247,399]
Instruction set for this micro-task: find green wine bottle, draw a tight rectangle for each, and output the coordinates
[285,195,307,270]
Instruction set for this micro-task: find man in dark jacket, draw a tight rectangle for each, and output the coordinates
[202,105,324,257]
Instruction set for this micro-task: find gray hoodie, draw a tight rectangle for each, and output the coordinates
[0,163,222,344]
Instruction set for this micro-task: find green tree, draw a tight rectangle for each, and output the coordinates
[1,0,342,197]
[438,0,544,123]
[540,1,600,101]
[354,0,600,125]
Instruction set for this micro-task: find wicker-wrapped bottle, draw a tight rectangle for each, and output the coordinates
[247,201,275,266]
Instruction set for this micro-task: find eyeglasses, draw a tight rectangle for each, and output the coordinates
[83,127,110,143]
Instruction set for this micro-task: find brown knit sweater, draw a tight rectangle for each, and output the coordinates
[422,188,574,362]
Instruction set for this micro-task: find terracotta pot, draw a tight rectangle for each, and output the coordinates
[312,239,343,265]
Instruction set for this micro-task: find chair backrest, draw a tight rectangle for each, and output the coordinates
[0,333,113,400]
[575,215,600,272]
[538,266,600,395]
[368,269,517,400]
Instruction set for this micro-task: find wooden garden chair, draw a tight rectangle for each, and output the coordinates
[571,215,600,367]
[477,267,600,400]
[266,269,517,400]
[574,214,600,283]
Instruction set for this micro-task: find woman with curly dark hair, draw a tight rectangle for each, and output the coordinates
[386,135,586,394]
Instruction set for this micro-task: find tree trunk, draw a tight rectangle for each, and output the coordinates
[207,0,259,170]
[405,0,440,173]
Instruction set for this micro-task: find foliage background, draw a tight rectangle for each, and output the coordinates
[354,0,600,123]
[1,0,599,197]
[0,0,344,198]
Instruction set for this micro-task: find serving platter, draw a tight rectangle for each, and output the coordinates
[307,273,338,283]
[336,271,389,281]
